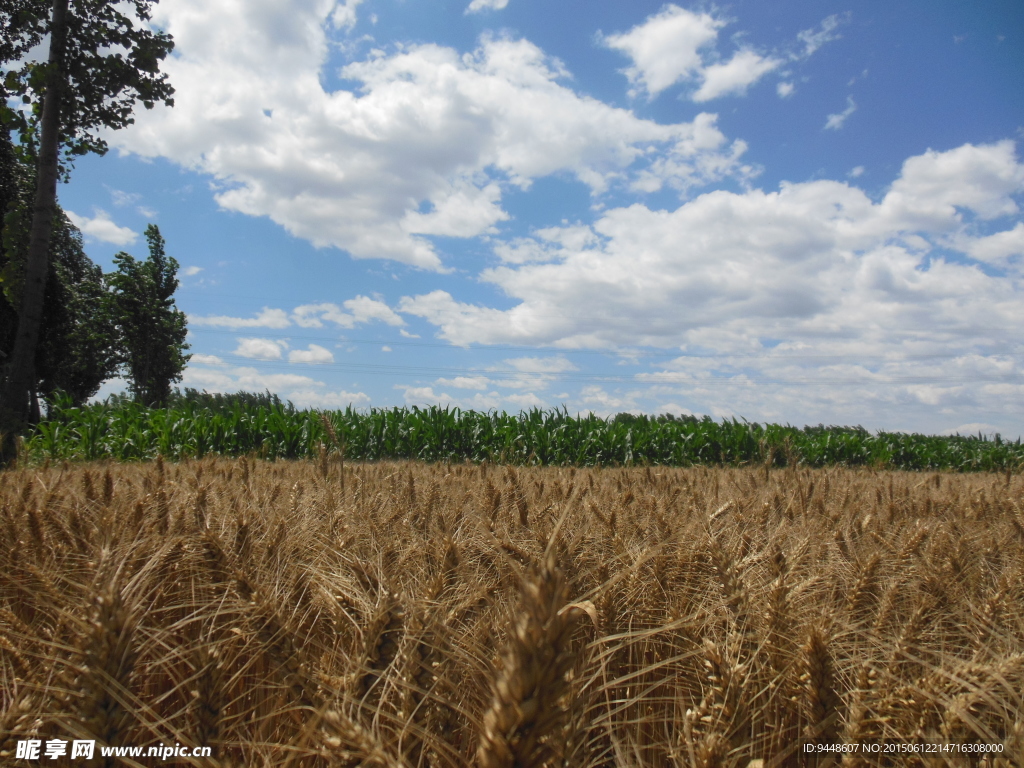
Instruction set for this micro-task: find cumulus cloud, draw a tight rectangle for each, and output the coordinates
[880,141,1024,228]
[288,388,371,408]
[507,392,546,409]
[292,296,404,328]
[580,386,638,414]
[233,338,286,359]
[288,344,335,364]
[330,0,363,30]
[603,5,723,97]
[465,0,508,14]
[189,354,224,365]
[191,297,406,330]
[182,361,369,409]
[399,141,1024,430]
[692,49,783,102]
[399,385,504,411]
[435,376,491,390]
[604,5,830,102]
[114,3,747,269]
[776,81,794,98]
[183,365,321,394]
[825,96,857,130]
[65,209,137,246]
[961,222,1024,267]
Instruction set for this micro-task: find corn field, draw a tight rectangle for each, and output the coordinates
[1,455,1022,766]
[22,396,1024,471]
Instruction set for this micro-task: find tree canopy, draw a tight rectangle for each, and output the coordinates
[1,0,175,456]
[1,120,118,409]
[1,0,174,166]
[107,224,190,407]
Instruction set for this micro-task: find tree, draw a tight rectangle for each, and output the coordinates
[1,127,119,411]
[107,224,189,407]
[0,0,174,443]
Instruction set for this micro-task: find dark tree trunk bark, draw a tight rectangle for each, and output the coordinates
[0,0,70,448]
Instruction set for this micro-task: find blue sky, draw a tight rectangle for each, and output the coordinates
[52,0,1024,435]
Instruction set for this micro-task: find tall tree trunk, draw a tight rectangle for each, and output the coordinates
[0,0,70,449]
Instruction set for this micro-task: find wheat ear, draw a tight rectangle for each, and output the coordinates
[476,552,594,768]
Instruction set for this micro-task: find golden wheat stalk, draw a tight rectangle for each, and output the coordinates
[476,551,594,768]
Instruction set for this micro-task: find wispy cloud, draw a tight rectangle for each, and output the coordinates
[189,307,291,329]
[796,14,846,58]
[825,96,857,130]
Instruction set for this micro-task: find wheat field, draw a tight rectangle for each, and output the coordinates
[1,455,1022,767]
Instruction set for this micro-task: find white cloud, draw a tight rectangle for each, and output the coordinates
[436,376,491,390]
[776,81,794,98]
[234,338,286,360]
[604,5,814,102]
[288,344,335,364]
[880,141,1024,229]
[961,222,1024,267]
[942,422,999,437]
[465,0,508,14]
[115,4,746,269]
[502,356,577,373]
[292,296,404,328]
[189,353,224,365]
[183,366,322,395]
[401,181,508,237]
[183,265,204,276]
[849,165,865,178]
[825,96,856,130]
[398,142,1024,431]
[506,392,546,409]
[580,385,637,414]
[658,402,695,418]
[191,297,405,331]
[110,189,141,207]
[692,49,783,102]
[65,209,138,246]
[189,307,292,329]
[603,5,723,97]
[182,365,369,409]
[288,388,371,408]
[330,0,363,30]
[399,385,502,410]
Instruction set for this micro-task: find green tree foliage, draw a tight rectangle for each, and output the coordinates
[107,224,189,407]
[1,0,174,454]
[2,0,174,167]
[1,125,117,409]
